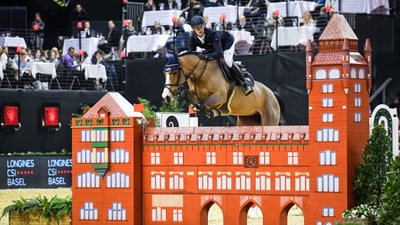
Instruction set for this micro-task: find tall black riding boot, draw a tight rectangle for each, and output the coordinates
[230,63,253,96]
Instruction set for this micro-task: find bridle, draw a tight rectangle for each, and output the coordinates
[164,56,208,96]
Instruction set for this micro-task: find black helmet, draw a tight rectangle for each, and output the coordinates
[190,15,205,27]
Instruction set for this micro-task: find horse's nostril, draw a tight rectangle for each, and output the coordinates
[165,96,170,103]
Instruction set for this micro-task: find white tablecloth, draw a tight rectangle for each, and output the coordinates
[0,66,3,80]
[31,62,57,79]
[203,6,248,24]
[84,64,107,81]
[126,34,171,53]
[229,30,254,44]
[141,10,182,29]
[340,0,390,15]
[62,37,100,59]
[271,26,319,50]
[0,37,27,48]
[267,1,317,20]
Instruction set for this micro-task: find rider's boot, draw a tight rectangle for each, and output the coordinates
[230,63,253,96]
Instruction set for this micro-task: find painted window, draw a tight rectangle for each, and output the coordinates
[92,129,108,142]
[288,152,298,165]
[217,173,232,190]
[81,130,91,142]
[322,98,333,107]
[77,172,100,188]
[322,113,333,123]
[198,172,213,190]
[315,69,327,79]
[206,152,216,164]
[173,209,183,222]
[169,172,184,190]
[319,150,337,165]
[152,207,166,221]
[275,173,291,191]
[174,152,184,165]
[151,172,166,189]
[255,173,271,190]
[233,152,243,165]
[328,68,340,79]
[317,128,339,142]
[354,97,362,107]
[354,112,362,123]
[110,129,124,142]
[316,222,322,225]
[322,84,333,93]
[80,202,98,220]
[295,173,310,191]
[108,202,126,220]
[94,151,106,163]
[359,68,365,79]
[236,172,251,190]
[259,152,270,165]
[151,152,160,165]
[110,148,129,163]
[350,68,357,79]
[106,172,130,188]
[77,149,92,163]
[322,207,335,217]
[354,83,361,93]
[317,174,339,192]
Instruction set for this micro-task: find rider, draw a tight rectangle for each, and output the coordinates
[188,15,254,96]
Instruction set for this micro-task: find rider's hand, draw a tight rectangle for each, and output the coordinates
[198,53,208,60]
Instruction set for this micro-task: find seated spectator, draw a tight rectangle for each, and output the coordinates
[51,47,61,59]
[178,16,193,32]
[300,10,315,26]
[80,21,97,38]
[181,0,204,21]
[33,49,47,62]
[48,49,61,68]
[98,20,121,55]
[13,49,34,87]
[204,0,224,7]
[122,19,137,47]
[92,50,119,90]
[164,0,179,10]
[236,15,253,33]
[61,47,82,73]
[246,0,269,21]
[151,20,167,34]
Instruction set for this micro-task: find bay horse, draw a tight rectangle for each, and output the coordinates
[161,52,281,126]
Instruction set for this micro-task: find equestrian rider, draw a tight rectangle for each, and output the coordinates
[188,15,254,96]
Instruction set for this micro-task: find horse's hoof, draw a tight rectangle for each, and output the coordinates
[205,110,214,118]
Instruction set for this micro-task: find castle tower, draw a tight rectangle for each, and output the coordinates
[71,92,144,225]
[306,14,371,224]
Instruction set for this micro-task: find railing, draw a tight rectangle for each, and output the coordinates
[370,77,392,104]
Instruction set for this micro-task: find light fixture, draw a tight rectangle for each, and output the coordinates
[1,105,21,131]
[42,105,61,131]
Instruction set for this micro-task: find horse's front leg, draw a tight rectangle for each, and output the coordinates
[181,90,200,110]
[198,93,225,118]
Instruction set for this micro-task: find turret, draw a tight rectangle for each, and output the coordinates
[306,40,313,94]
[342,38,350,94]
[363,38,372,92]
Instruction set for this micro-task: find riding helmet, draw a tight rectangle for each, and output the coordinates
[190,15,205,27]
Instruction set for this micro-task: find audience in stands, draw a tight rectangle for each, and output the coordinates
[122,19,137,47]
[164,0,179,10]
[246,0,269,21]
[144,0,157,11]
[62,47,82,72]
[203,0,224,7]
[81,21,97,38]
[48,49,61,68]
[152,20,167,34]
[14,50,34,87]
[33,49,47,62]
[92,50,119,90]
[236,15,253,33]
[72,4,89,22]
[98,20,121,55]
[300,10,315,26]
[181,0,204,21]
[31,12,45,50]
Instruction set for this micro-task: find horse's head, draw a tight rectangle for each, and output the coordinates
[161,53,185,104]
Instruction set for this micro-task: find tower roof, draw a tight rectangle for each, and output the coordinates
[82,92,144,118]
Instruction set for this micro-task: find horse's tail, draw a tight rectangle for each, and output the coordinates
[273,91,286,125]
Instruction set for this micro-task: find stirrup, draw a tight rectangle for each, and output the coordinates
[243,85,253,96]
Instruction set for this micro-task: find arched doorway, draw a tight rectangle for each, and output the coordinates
[280,203,304,225]
[200,201,224,225]
[239,202,263,225]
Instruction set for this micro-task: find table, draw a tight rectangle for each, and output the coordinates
[270,26,319,50]
[31,62,57,79]
[340,0,390,15]
[84,64,107,82]
[203,6,248,24]
[126,34,171,53]
[141,10,182,29]
[0,37,27,48]
[267,1,317,20]
[62,37,100,59]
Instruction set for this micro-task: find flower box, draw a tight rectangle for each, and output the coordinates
[343,217,373,225]
[9,212,71,225]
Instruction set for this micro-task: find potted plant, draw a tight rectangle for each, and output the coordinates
[1,195,71,225]
[342,204,377,225]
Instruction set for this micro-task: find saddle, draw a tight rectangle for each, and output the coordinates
[218,58,255,88]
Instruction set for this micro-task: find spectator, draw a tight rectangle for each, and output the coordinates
[246,0,269,21]
[62,47,82,71]
[143,0,157,11]
[204,0,224,7]
[300,10,315,26]
[152,20,167,34]
[165,0,179,10]
[122,19,137,47]
[31,12,45,50]
[48,49,61,68]
[236,15,253,33]
[51,47,61,59]
[93,50,119,90]
[33,49,47,62]
[98,20,121,55]
[81,21,96,38]
[14,49,34,88]
[181,0,204,21]
[72,4,89,22]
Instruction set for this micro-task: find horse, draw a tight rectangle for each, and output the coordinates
[161,52,282,126]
